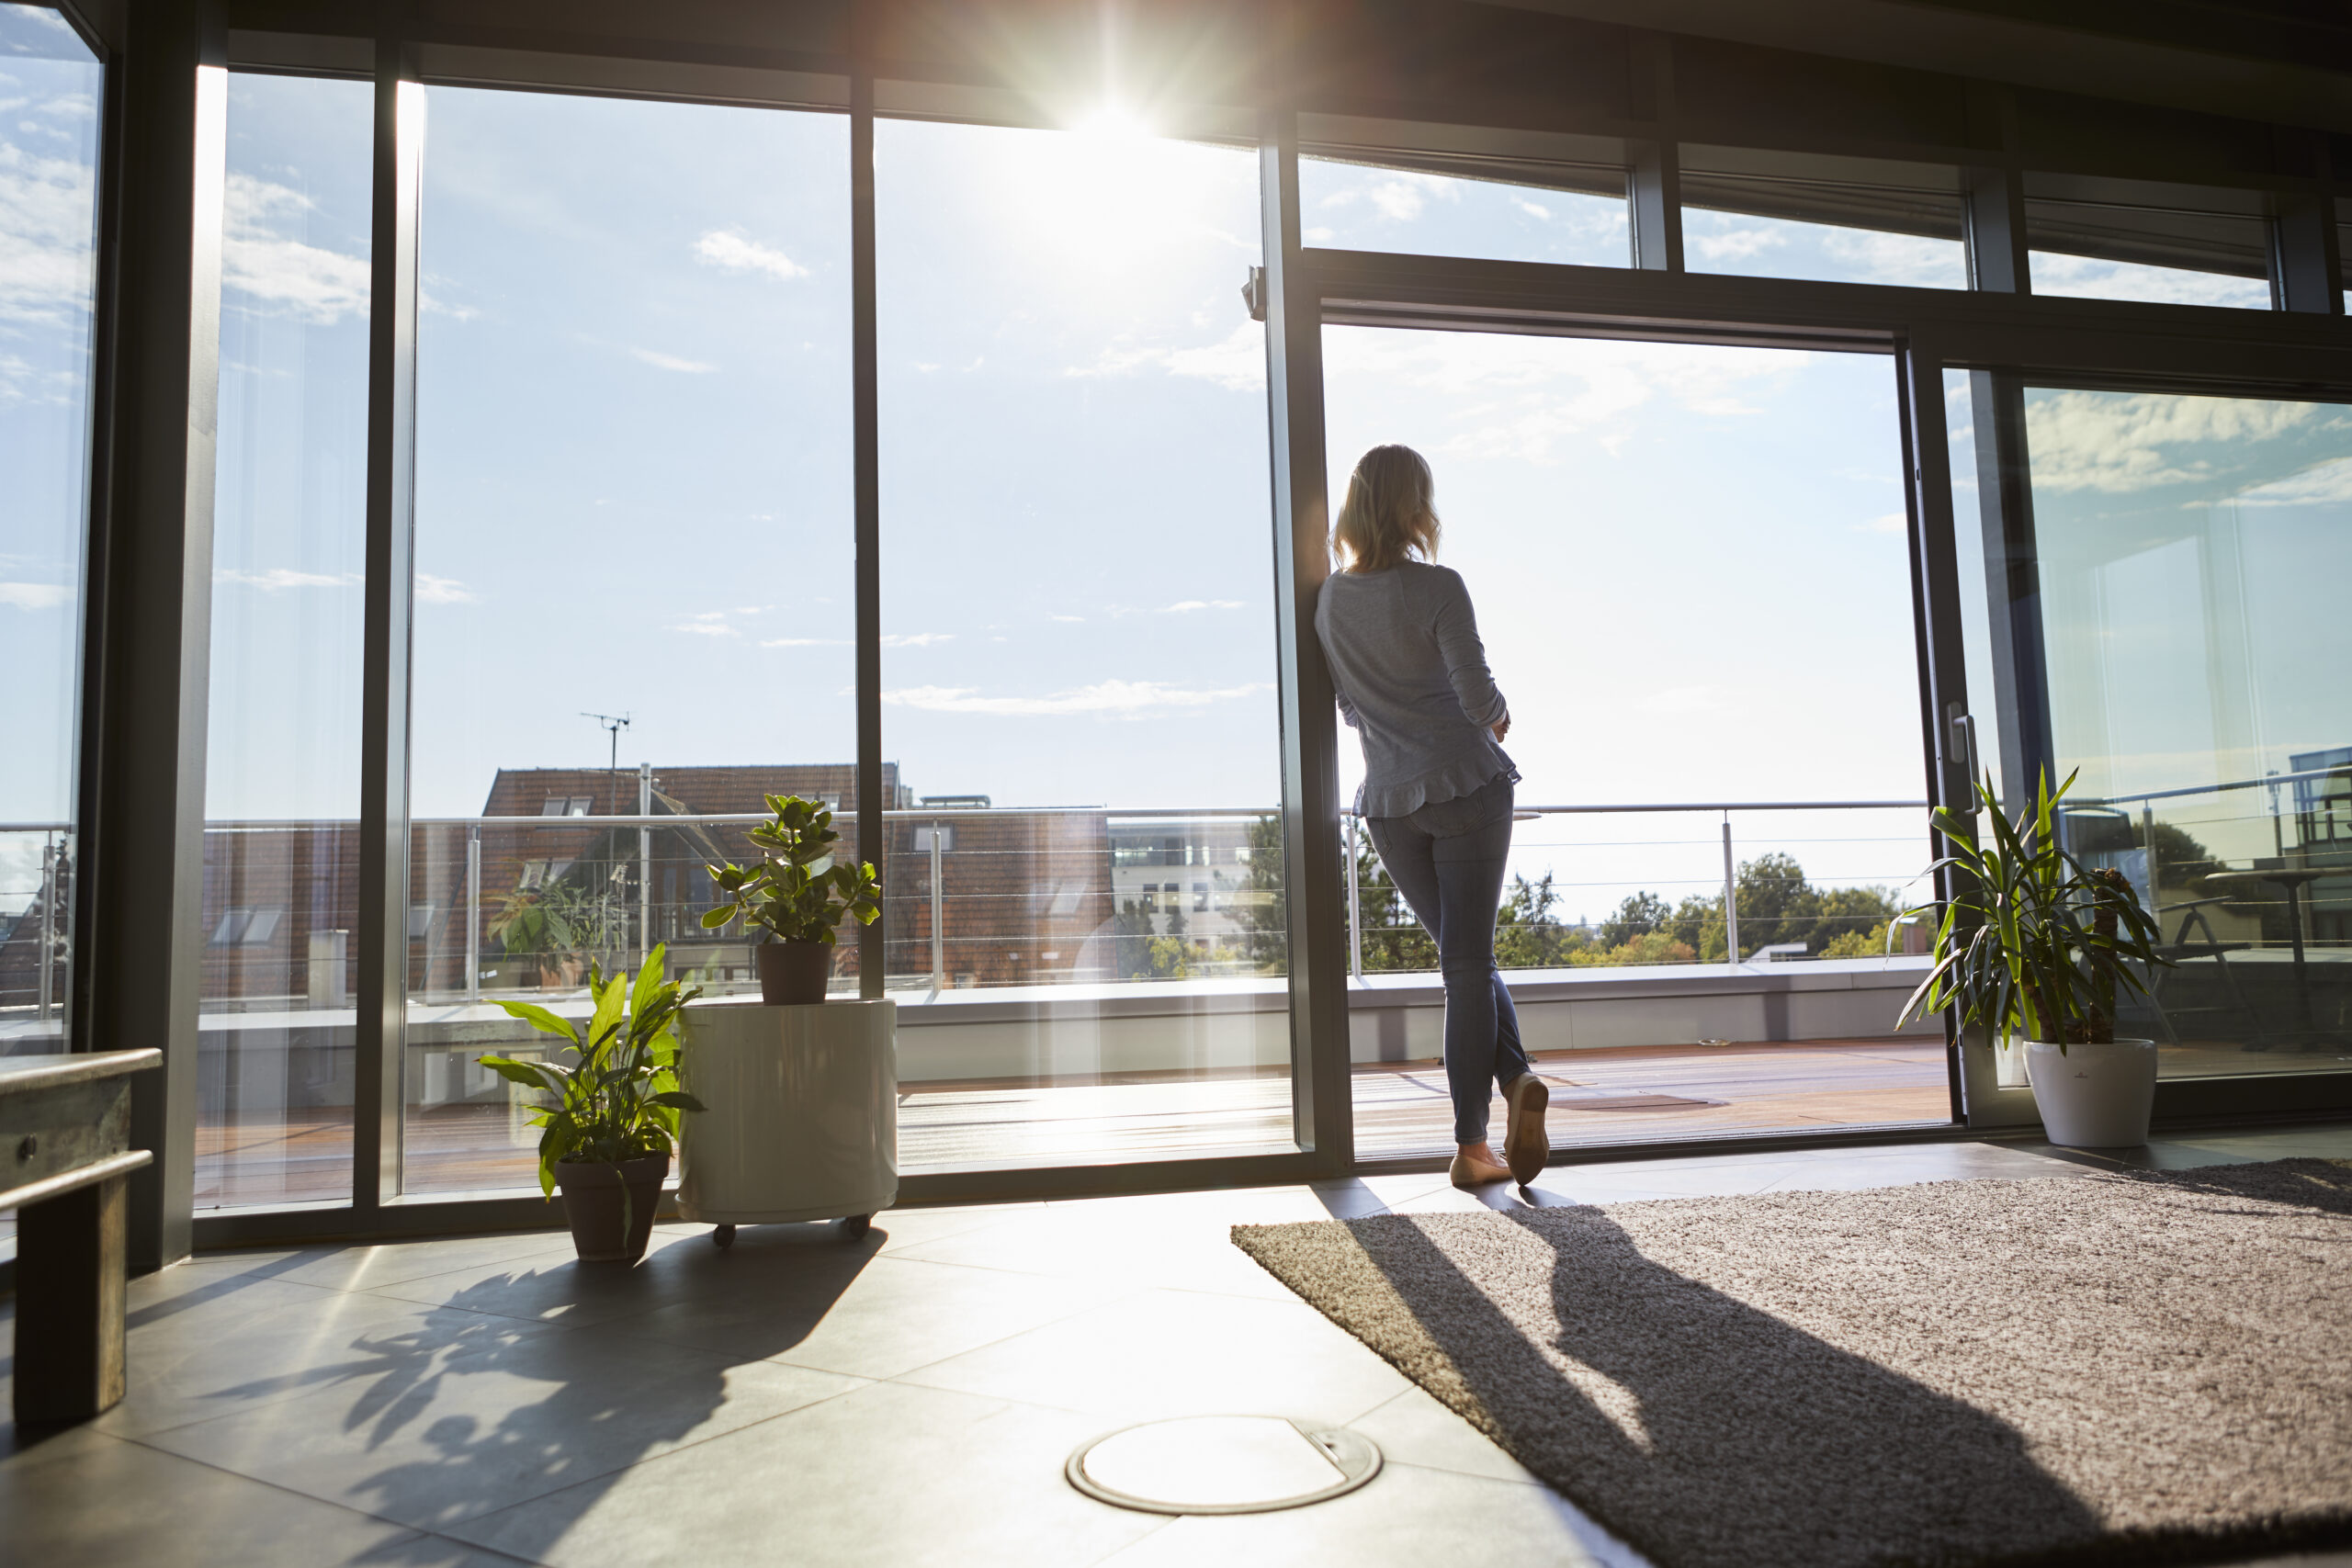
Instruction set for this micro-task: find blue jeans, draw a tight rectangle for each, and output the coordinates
[1365,774,1530,1145]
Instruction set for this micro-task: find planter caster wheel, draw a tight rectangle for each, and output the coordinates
[838,1213,872,1240]
[712,1224,737,1250]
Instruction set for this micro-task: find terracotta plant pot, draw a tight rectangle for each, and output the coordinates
[756,940,831,1005]
[554,1153,669,1262]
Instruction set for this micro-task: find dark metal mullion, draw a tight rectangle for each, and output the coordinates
[1260,105,1351,1173]
[352,41,423,1211]
[852,26,883,1001]
[1895,333,1971,1127]
[85,0,227,1271]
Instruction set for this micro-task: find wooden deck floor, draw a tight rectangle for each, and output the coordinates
[193,1037,1962,1205]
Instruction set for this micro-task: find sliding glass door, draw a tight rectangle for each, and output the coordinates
[1322,326,1948,1158]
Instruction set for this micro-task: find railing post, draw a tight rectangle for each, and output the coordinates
[929,819,944,993]
[1345,813,1362,982]
[1722,814,1740,965]
[464,827,480,1003]
[638,761,652,974]
[37,838,55,1023]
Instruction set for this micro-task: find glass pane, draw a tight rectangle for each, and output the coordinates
[2012,385,2352,1074]
[407,89,853,1194]
[1682,150,1966,289]
[2027,186,2271,310]
[877,117,1292,1171]
[1300,156,1627,266]
[1942,369,2004,795]
[197,72,371,1208]
[0,6,99,1063]
[1324,329,1945,1157]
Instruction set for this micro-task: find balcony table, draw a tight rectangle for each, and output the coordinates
[1,1048,160,1424]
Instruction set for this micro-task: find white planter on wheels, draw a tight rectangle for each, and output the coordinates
[677,998,897,1245]
[2025,1037,2157,1147]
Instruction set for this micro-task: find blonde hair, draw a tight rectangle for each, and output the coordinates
[1333,444,1441,571]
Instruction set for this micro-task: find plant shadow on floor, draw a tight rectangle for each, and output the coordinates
[187,1222,886,1562]
[1253,1200,2107,1568]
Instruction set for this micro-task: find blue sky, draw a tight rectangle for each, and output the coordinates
[0,4,97,917]
[6,34,2335,924]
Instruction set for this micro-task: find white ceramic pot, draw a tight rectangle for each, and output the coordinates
[677,998,897,1227]
[2025,1038,2157,1147]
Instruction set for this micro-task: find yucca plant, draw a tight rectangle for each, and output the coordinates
[480,943,706,1195]
[1897,771,2169,1050]
[703,794,882,944]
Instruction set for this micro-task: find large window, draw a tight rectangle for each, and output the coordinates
[1977,383,2352,1076]
[405,88,854,1194]
[1324,329,1945,1156]
[197,71,373,1207]
[0,5,99,1059]
[876,116,1292,1171]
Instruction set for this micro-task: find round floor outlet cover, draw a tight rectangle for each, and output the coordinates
[1066,1416,1381,1515]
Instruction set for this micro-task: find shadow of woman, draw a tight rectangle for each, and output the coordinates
[1239,1203,2103,1568]
[205,1220,888,1563]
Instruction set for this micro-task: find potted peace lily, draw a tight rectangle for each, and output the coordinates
[703,794,882,1005]
[1898,772,2171,1146]
[480,945,704,1262]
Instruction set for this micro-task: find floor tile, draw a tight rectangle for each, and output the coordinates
[140,1315,865,1530]
[0,1424,430,1567]
[885,1191,1317,1301]
[75,1287,479,1439]
[897,1284,1411,1424]
[1088,1458,1641,1568]
[1345,1385,1538,1485]
[609,1247,1134,1379]
[445,1380,1168,1568]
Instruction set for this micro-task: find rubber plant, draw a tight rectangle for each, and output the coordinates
[702,794,882,944]
[1897,770,2168,1049]
[479,943,706,1195]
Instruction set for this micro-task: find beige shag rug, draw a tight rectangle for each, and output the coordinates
[1233,1158,2352,1568]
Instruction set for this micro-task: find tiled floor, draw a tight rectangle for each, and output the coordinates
[9,1123,2352,1568]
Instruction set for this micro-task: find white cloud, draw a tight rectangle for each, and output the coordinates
[1159,600,1242,613]
[671,618,738,637]
[1689,226,1784,262]
[215,567,359,591]
[414,573,475,604]
[761,637,846,648]
[880,679,1271,717]
[2225,456,2352,509]
[0,581,71,609]
[2023,389,2312,494]
[880,632,953,648]
[1818,230,1966,289]
[2028,252,2271,310]
[0,134,96,328]
[220,174,369,325]
[1855,512,1906,536]
[1078,321,1263,392]
[1319,328,1804,464]
[695,229,808,281]
[632,347,717,374]
[1512,197,1552,220]
[1050,614,1085,623]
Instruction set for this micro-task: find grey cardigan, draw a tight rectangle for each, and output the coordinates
[1314,561,1518,818]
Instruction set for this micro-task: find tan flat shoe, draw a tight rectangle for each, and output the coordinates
[1449,1150,1513,1189]
[1501,1073,1550,1186]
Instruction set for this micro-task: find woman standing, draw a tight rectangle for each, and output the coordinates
[1316,445,1548,1189]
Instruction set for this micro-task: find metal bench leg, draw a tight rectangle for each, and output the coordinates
[14,1173,130,1426]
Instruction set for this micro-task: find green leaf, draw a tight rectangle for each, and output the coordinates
[648,1090,707,1111]
[492,999,582,1043]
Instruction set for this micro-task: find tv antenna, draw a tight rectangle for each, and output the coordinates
[582,711,631,813]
